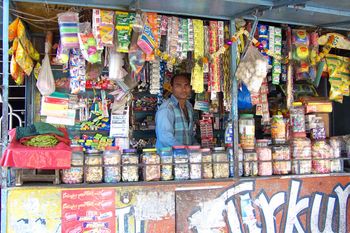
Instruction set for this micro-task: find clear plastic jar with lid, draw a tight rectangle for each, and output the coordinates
[239,114,255,150]
[256,140,272,176]
[213,147,229,179]
[85,151,103,183]
[188,145,202,180]
[291,138,311,174]
[173,146,189,180]
[201,148,213,179]
[312,140,331,174]
[329,137,342,172]
[61,146,84,184]
[122,149,139,182]
[159,147,173,181]
[142,148,160,181]
[243,150,258,176]
[103,146,121,183]
[290,102,306,137]
[272,145,291,175]
[271,115,286,144]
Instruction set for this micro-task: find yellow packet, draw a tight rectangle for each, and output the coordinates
[34,62,41,80]
[8,18,19,41]
[15,41,34,76]
[191,19,204,93]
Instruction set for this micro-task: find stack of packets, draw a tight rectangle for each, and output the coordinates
[257,24,270,64]
[72,133,114,151]
[299,97,333,113]
[40,93,76,126]
[144,13,160,61]
[269,26,282,85]
[150,60,161,94]
[69,49,86,94]
[137,24,157,56]
[115,11,135,53]
[253,78,270,124]
[92,9,115,49]
[199,114,214,148]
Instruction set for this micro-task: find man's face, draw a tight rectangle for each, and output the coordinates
[171,75,192,101]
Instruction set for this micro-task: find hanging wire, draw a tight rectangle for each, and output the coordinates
[241,10,259,58]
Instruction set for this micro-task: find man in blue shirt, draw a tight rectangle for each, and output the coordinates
[155,73,195,149]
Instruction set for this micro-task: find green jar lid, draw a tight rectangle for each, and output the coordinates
[160,147,172,152]
[240,114,254,119]
[143,148,157,153]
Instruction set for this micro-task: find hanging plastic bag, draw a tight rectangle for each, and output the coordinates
[108,48,128,80]
[36,42,55,96]
[238,82,253,110]
[235,45,268,93]
[78,22,102,64]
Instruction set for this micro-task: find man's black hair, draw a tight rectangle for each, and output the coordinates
[170,73,191,86]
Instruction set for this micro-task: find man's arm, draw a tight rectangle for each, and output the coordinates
[156,107,181,147]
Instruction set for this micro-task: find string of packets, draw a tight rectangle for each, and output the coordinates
[154,28,338,67]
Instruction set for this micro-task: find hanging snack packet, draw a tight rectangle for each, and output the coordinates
[9,18,19,41]
[57,12,79,49]
[93,9,115,48]
[129,30,145,75]
[137,23,157,55]
[115,11,134,53]
[78,22,102,64]
[15,40,34,76]
[69,48,86,94]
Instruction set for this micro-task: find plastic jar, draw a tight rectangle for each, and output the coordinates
[256,140,272,176]
[310,117,326,140]
[159,147,173,181]
[312,140,331,174]
[61,146,84,184]
[272,145,291,175]
[291,138,311,174]
[201,148,213,179]
[213,147,229,179]
[329,137,342,172]
[103,146,121,183]
[142,148,160,181]
[239,114,255,150]
[290,102,306,137]
[188,146,202,180]
[243,150,258,176]
[122,149,139,182]
[173,146,189,180]
[271,115,286,144]
[85,152,103,183]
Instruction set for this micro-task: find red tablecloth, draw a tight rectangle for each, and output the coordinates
[0,130,72,169]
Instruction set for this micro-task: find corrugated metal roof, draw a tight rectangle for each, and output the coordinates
[11,0,350,30]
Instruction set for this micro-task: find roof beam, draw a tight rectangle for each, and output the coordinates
[231,0,309,18]
[318,20,350,28]
[288,3,350,17]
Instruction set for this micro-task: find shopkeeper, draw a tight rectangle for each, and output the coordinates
[155,73,196,149]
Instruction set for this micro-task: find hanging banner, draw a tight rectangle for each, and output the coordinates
[61,188,116,233]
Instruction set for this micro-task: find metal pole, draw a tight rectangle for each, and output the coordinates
[1,1,10,232]
[229,19,239,178]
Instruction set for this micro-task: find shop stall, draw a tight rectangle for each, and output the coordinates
[1,0,350,232]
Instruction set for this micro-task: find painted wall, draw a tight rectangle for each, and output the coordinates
[5,176,350,233]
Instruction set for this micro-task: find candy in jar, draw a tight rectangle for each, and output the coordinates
[243,150,258,176]
[159,147,173,181]
[103,146,121,183]
[61,146,84,184]
[85,152,103,183]
[173,146,189,180]
[188,146,202,180]
[329,137,342,172]
[290,102,306,137]
[142,148,160,181]
[272,145,291,175]
[291,138,311,174]
[201,148,213,179]
[122,149,139,182]
[271,115,286,144]
[310,117,326,140]
[239,114,255,150]
[213,147,229,178]
[256,140,272,176]
[312,141,331,174]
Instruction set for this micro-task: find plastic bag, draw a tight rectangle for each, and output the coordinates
[235,45,268,93]
[78,22,102,64]
[238,83,253,110]
[108,49,128,80]
[57,12,79,49]
[36,42,55,96]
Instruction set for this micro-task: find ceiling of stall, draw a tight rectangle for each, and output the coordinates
[10,0,350,31]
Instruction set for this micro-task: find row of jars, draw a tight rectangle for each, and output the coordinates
[62,146,240,184]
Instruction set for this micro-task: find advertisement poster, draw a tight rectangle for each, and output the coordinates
[62,189,115,233]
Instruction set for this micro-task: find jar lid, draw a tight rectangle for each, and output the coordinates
[187,145,201,150]
[71,146,83,152]
[272,115,283,118]
[173,145,186,149]
[213,147,225,151]
[123,149,137,153]
[256,139,269,144]
[201,148,211,152]
[143,148,157,152]
[292,102,303,107]
[240,114,254,119]
[160,147,172,152]
[106,146,119,150]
